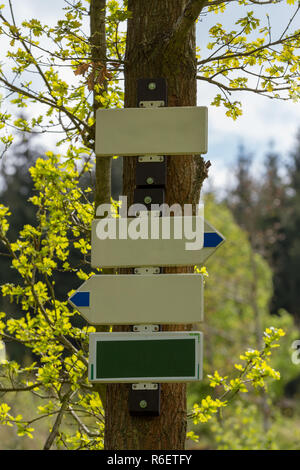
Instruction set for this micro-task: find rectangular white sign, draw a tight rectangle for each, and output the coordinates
[95,106,208,156]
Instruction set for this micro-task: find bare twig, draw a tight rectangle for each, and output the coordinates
[43,387,74,450]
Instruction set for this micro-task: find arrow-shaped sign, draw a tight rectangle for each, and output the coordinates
[68,273,204,325]
[91,217,225,268]
[197,219,225,265]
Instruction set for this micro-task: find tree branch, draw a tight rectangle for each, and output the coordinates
[43,388,74,450]
[197,74,290,96]
[164,0,207,56]
[68,406,101,437]
[0,75,90,137]
[0,382,40,393]
[198,31,300,65]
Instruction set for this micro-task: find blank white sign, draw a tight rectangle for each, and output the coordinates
[95,106,208,156]
[68,273,204,325]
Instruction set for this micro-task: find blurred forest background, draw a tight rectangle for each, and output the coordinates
[1,121,300,449]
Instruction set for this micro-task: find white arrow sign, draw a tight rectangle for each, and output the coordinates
[68,273,204,325]
[91,217,224,268]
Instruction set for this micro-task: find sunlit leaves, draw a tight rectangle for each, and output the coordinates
[198,3,300,118]
[211,93,243,119]
[0,149,102,448]
[235,11,260,34]
[0,0,124,148]
[191,327,285,428]
[192,396,227,424]
[21,19,43,37]
[0,204,11,236]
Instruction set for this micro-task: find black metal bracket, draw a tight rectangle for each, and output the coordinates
[128,78,168,417]
[135,78,167,197]
[136,158,167,188]
[133,187,165,210]
[129,384,161,417]
[137,78,167,105]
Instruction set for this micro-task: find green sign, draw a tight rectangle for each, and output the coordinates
[89,332,203,383]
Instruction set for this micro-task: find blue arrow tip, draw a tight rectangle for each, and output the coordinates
[204,232,224,248]
[69,291,90,307]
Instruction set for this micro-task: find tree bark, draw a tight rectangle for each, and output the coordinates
[104,0,209,450]
[90,0,111,212]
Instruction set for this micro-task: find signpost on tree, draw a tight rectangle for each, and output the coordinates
[69,69,225,446]
[89,0,222,451]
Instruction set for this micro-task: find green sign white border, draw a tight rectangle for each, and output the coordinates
[88,331,203,383]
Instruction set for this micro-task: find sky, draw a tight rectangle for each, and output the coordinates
[0,0,299,195]
[195,2,300,193]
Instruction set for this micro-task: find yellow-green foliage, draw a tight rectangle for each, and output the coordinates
[187,195,299,449]
[0,152,105,449]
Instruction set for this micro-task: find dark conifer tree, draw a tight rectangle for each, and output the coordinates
[282,129,300,325]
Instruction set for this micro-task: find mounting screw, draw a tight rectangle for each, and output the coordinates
[139,400,148,409]
[146,177,154,185]
[148,82,156,90]
[144,196,152,204]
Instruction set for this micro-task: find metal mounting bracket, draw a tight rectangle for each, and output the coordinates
[138,155,164,163]
[128,384,161,416]
[132,324,159,332]
[133,267,160,275]
[139,100,165,108]
[132,383,158,390]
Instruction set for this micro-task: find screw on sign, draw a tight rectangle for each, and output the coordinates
[139,400,147,409]
[148,82,156,90]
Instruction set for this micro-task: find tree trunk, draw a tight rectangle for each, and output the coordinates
[104,0,209,450]
[90,0,111,212]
